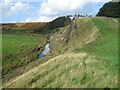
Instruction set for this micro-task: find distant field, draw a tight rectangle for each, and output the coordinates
[2,22,48,30]
[2,33,46,74]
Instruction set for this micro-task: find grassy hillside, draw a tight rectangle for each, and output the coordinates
[3,17,118,88]
[0,32,2,68]
[2,33,46,75]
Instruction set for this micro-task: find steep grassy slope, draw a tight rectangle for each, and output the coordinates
[3,17,118,88]
[0,33,1,52]
[78,17,118,75]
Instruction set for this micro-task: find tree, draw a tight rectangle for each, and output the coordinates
[74,14,77,18]
[78,14,80,18]
[49,16,71,29]
[96,2,120,18]
[67,15,73,17]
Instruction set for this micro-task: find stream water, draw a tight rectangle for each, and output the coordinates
[38,43,50,58]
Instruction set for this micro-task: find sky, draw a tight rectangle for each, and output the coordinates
[0,0,112,23]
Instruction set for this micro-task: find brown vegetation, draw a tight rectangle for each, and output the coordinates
[2,22,49,30]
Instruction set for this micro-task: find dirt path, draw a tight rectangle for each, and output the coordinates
[64,19,77,45]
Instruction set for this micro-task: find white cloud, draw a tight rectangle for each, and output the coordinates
[39,0,111,16]
[3,0,48,2]
[3,0,11,3]
[19,0,111,23]
[37,16,56,22]
[21,16,57,22]
[2,0,111,3]
[34,0,110,22]
[39,0,86,16]
[0,2,31,18]
[1,0,111,23]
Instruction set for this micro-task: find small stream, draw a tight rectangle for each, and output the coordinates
[38,43,50,58]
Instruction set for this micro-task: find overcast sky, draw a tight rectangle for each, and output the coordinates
[0,0,112,23]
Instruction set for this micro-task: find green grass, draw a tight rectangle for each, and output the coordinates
[4,53,118,88]
[0,33,2,55]
[92,18,118,75]
[34,28,60,35]
[2,32,46,74]
[74,17,118,75]
[0,32,2,67]
[3,17,119,88]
